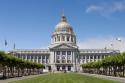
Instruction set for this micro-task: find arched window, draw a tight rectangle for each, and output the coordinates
[67,36,69,41]
[58,36,60,41]
[62,36,65,41]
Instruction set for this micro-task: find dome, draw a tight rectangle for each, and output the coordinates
[54,15,73,33]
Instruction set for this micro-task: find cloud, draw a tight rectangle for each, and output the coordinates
[86,0,125,16]
[78,37,125,52]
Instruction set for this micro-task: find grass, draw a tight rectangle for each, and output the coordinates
[10,73,120,83]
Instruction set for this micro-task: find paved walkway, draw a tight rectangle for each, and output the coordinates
[79,73,125,83]
[0,74,47,83]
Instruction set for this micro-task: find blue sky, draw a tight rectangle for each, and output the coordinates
[0,0,125,51]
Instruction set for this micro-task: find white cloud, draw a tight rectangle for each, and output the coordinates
[86,0,125,16]
[78,37,125,52]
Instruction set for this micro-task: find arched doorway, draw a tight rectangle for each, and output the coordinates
[57,66,60,71]
[62,65,66,70]
[48,66,51,72]
[68,66,71,71]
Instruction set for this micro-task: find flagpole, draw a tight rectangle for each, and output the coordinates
[4,40,7,53]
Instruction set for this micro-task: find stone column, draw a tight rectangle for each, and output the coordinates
[45,55,46,64]
[37,55,38,63]
[81,55,83,64]
[93,55,94,62]
[33,55,34,62]
[85,55,87,64]
[66,51,67,63]
[41,55,43,64]
[25,55,27,60]
[65,35,67,42]
[71,51,72,63]
[89,55,90,62]
[55,51,56,63]
[60,51,62,63]
[69,36,71,42]
[100,55,102,61]
[72,51,74,64]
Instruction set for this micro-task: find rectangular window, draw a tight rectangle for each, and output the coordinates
[90,56,93,59]
[57,51,60,55]
[87,56,89,59]
[62,51,66,55]
[39,56,41,59]
[57,56,60,59]
[42,56,45,59]
[67,51,71,55]
[31,56,33,59]
[83,56,85,59]
[27,55,30,59]
[94,56,96,59]
[35,56,37,59]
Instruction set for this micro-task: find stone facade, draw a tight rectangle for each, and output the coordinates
[10,15,120,72]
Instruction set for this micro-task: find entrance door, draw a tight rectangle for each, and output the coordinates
[68,66,71,71]
[57,66,60,71]
[62,65,65,70]
[48,66,51,72]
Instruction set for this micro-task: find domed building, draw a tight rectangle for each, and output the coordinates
[10,15,119,72]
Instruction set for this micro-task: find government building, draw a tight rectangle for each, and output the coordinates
[10,15,120,72]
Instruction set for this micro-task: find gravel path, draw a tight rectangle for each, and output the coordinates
[0,74,47,83]
[79,73,125,83]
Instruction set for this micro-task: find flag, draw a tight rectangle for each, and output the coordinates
[5,40,7,46]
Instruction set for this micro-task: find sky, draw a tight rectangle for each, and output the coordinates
[0,0,125,52]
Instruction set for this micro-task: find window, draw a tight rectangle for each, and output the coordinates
[87,56,89,59]
[83,56,85,59]
[62,51,66,55]
[68,56,71,59]
[31,56,33,59]
[67,51,71,55]
[62,36,65,41]
[58,36,60,41]
[57,56,60,59]
[67,36,69,41]
[57,51,60,55]
[62,60,66,63]
[94,56,96,59]
[67,60,71,63]
[102,55,104,59]
[27,55,30,59]
[90,56,93,59]
[56,60,60,63]
[39,56,41,59]
[23,55,25,59]
[35,56,37,59]
[62,56,65,59]
[98,56,100,59]
[42,56,45,59]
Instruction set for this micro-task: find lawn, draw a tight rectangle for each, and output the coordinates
[10,73,120,83]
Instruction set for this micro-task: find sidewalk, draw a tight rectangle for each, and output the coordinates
[79,73,125,83]
[0,74,47,83]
